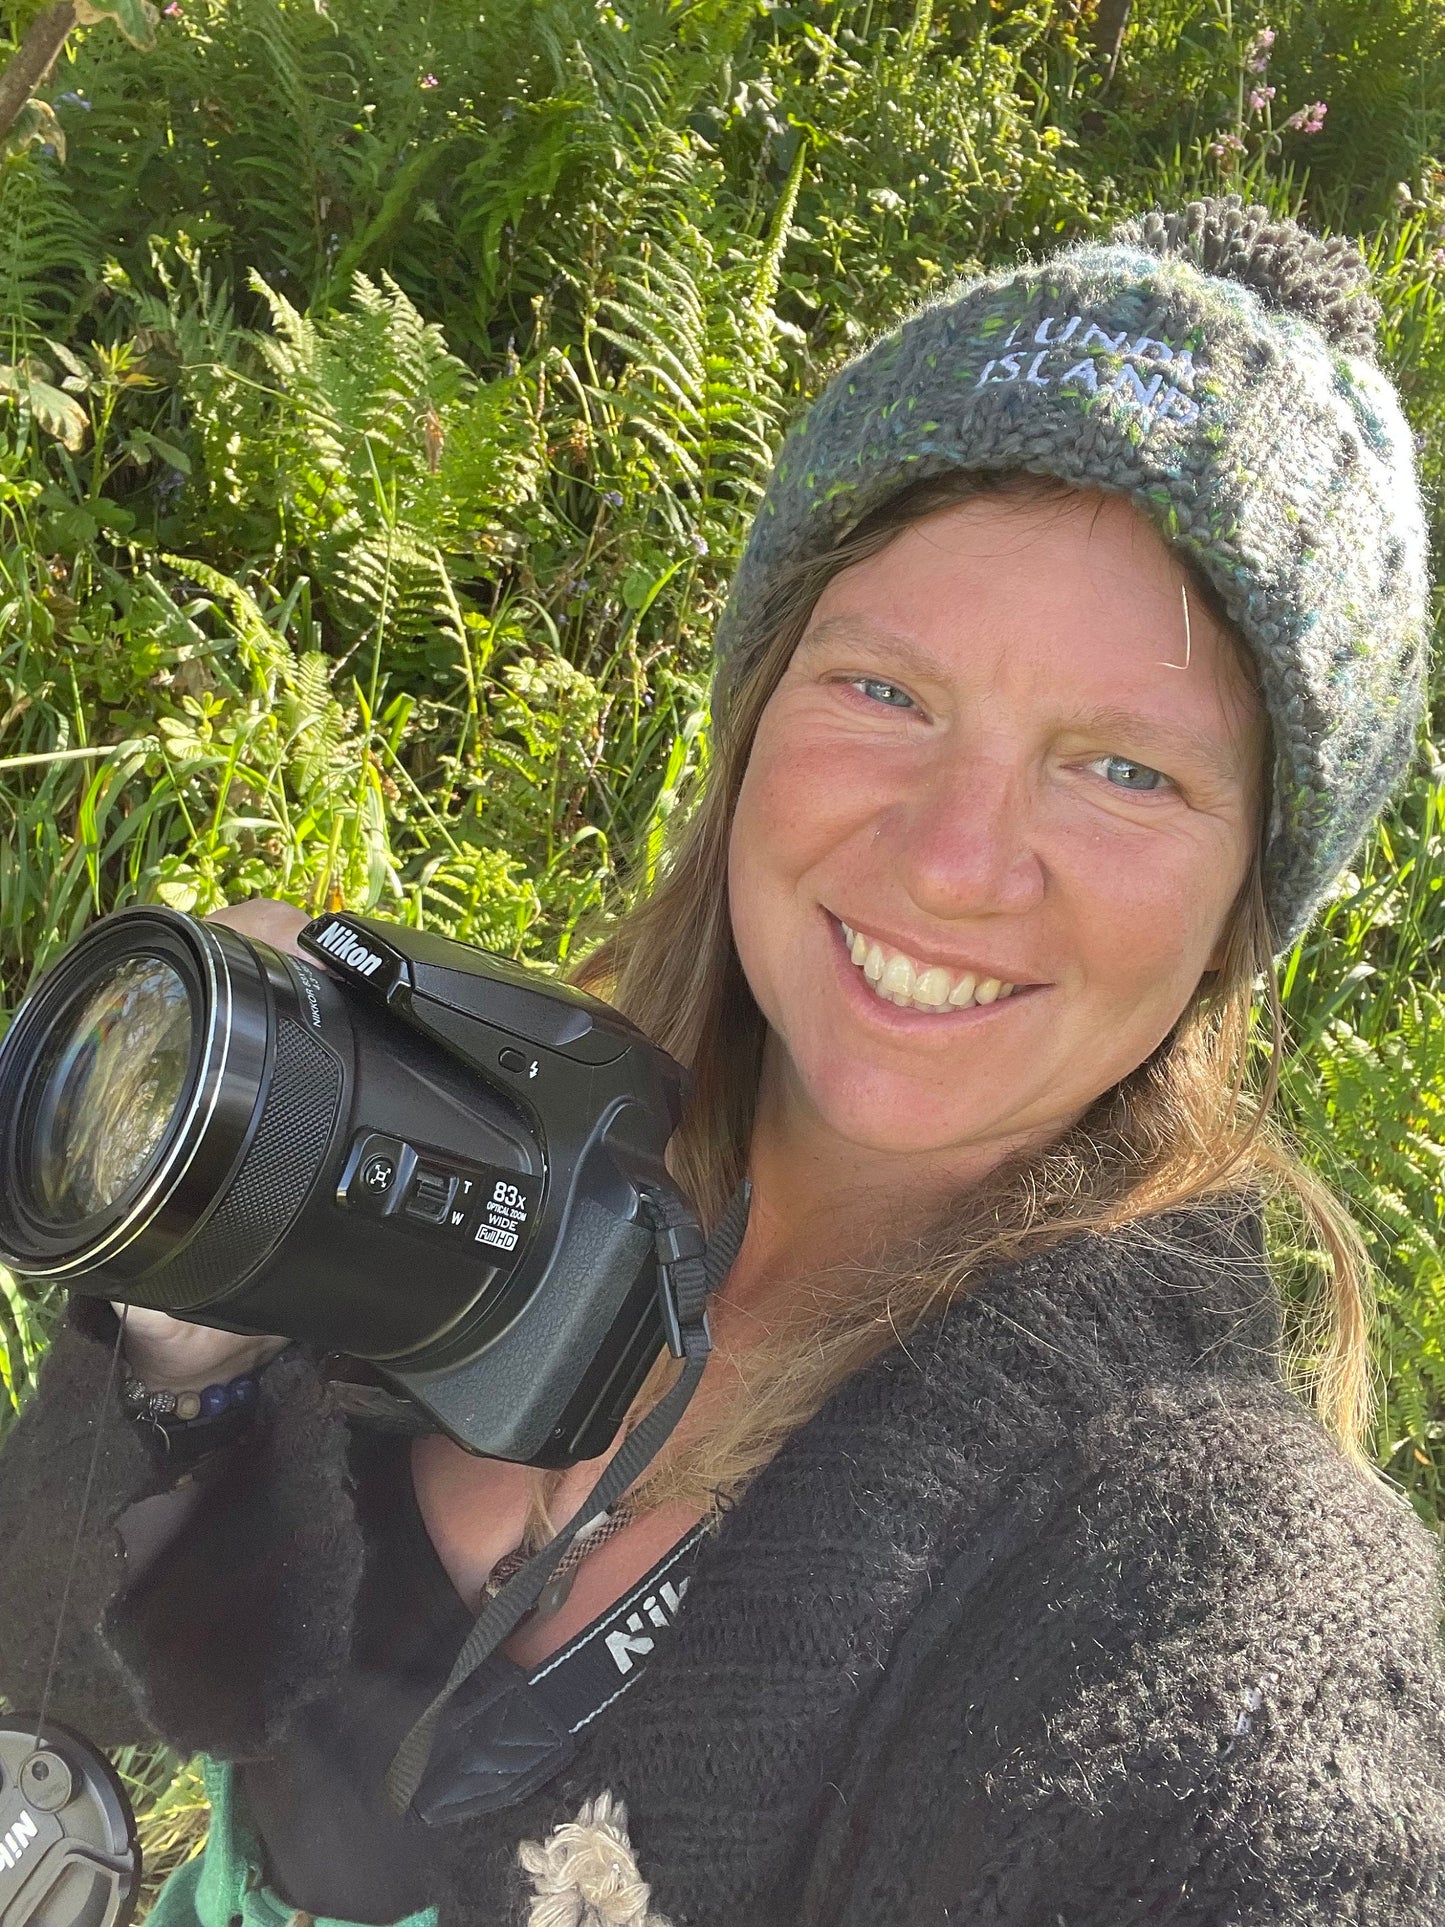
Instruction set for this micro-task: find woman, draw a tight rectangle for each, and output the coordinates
[2,195,1443,1926]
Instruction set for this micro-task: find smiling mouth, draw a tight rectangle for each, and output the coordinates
[838,919,1030,1015]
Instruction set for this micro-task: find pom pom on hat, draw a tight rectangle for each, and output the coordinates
[1111,194,1382,358]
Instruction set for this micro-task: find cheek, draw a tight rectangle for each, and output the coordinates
[728,714,872,925]
[1056,814,1243,1019]
[737,711,865,854]
[725,782,770,997]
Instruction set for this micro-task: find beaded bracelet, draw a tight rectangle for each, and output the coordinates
[121,1368,262,1430]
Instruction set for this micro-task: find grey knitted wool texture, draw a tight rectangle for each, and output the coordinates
[715,197,1432,948]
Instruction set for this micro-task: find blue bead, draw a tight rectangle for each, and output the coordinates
[230,1376,257,1403]
[199,1383,230,1417]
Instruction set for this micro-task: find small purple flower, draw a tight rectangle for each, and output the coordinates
[420,72,439,88]
[55,91,90,109]
[1246,84,1275,114]
[689,531,709,556]
[602,490,623,508]
[1246,26,1275,71]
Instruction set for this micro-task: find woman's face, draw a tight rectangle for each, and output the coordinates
[727,488,1267,1172]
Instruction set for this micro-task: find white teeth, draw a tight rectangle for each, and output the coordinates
[838,918,1027,1016]
[880,953,915,999]
[913,966,952,1009]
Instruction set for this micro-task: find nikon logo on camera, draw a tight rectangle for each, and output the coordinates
[0,1808,38,1872]
[314,921,387,979]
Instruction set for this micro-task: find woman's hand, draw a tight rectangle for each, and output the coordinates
[206,896,311,955]
[112,897,313,1391]
[116,1306,289,1393]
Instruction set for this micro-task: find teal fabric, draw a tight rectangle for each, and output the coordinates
[145,1759,437,1927]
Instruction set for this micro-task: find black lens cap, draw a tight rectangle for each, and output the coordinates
[0,1718,139,1927]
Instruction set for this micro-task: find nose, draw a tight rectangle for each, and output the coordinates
[882,744,1045,921]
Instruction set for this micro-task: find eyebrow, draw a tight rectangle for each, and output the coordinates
[795,616,947,684]
[1058,704,1249,783]
[796,618,1249,782]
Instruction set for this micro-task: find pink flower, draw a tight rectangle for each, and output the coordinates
[1247,84,1275,113]
[162,3,181,15]
[1207,131,1247,159]
[1246,26,1275,71]
[1284,100,1328,134]
[420,72,439,88]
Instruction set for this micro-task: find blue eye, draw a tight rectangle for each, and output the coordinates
[851,677,914,709]
[1100,755,1168,792]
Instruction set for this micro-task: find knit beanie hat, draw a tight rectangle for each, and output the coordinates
[715,196,1432,950]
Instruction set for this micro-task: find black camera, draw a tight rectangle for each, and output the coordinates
[0,906,699,1466]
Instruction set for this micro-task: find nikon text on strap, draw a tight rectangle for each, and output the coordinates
[414,1517,712,1823]
[384,1179,751,1816]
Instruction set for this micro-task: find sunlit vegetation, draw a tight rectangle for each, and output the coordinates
[0,0,1442,1901]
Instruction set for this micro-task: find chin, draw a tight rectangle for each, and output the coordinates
[805,1058,1008,1161]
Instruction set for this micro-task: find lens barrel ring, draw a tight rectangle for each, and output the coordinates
[140,1017,343,1312]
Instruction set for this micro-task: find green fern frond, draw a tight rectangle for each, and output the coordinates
[0,155,96,353]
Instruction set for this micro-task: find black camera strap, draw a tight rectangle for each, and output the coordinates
[383,1178,750,1817]
[412,1514,713,1823]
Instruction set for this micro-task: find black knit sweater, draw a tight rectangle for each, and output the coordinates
[2,1197,1444,1925]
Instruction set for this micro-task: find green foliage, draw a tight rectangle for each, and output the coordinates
[73,0,158,52]
[1084,0,1445,227]
[0,152,97,347]
[0,0,1442,1898]
[244,270,543,680]
[1276,750,1445,1519]
[115,1747,208,1908]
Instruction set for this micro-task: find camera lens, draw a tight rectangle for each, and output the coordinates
[25,954,193,1225]
[0,904,344,1309]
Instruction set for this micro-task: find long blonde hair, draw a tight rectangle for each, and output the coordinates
[565,469,1374,1519]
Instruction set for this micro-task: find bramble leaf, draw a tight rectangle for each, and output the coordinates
[73,0,158,49]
